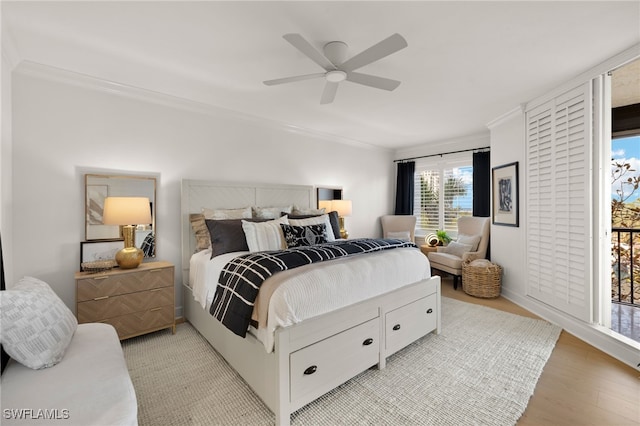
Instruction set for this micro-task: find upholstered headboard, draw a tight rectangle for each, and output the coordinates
[180,180,314,285]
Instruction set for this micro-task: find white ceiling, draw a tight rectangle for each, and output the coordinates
[2,1,639,149]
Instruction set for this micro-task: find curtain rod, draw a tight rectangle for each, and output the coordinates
[394,146,490,163]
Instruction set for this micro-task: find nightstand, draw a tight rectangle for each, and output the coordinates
[420,245,438,256]
[75,261,175,340]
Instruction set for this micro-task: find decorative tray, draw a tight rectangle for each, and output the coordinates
[81,260,117,273]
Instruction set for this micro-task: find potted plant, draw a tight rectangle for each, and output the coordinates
[436,230,451,246]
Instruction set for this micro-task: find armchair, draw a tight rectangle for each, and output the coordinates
[427,216,490,290]
[380,215,416,242]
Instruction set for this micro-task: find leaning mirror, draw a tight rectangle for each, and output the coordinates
[85,174,157,258]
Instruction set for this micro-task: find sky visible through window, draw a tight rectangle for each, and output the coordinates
[612,135,640,202]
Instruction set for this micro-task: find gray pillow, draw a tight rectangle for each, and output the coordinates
[457,234,481,252]
[443,241,473,258]
[1,276,78,369]
[206,218,268,258]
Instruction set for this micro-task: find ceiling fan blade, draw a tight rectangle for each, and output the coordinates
[263,73,325,86]
[340,33,407,72]
[320,81,339,104]
[346,72,401,91]
[283,33,336,71]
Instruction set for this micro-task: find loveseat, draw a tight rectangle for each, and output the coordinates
[1,276,138,425]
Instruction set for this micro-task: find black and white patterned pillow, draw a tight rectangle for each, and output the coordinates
[280,224,327,248]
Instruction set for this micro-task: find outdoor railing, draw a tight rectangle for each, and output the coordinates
[611,227,640,307]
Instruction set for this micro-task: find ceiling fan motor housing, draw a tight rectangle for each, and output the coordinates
[323,41,348,66]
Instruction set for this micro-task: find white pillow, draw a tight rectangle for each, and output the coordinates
[202,206,252,220]
[386,231,411,242]
[242,216,289,252]
[289,214,336,241]
[252,206,293,219]
[442,241,473,258]
[457,234,481,252]
[0,276,78,369]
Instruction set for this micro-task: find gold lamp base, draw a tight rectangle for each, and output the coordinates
[115,225,144,269]
[339,216,349,239]
[115,247,144,269]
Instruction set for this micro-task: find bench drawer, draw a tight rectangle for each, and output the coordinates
[290,318,379,409]
[385,293,437,356]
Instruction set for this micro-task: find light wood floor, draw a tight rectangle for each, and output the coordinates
[441,277,640,426]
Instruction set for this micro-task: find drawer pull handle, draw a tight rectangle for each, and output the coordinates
[362,338,374,346]
[94,276,109,280]
[150,269,163,273]
[303,365,317,375]
[150,307,163,312]
[93,296,109,301]
[150,288,163,292]
[392,324,401,331]
[426,308,433,314]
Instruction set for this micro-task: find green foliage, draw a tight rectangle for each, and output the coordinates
[436,229,451,244]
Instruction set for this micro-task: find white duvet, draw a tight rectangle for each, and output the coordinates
[189,246,431,352]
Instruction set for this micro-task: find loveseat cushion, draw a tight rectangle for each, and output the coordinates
[1,323,137,425]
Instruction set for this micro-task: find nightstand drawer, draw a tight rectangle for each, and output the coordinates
[75,261,175,340]
[77,286,173,323]
[99,305,174,340]
[77,263,173,302]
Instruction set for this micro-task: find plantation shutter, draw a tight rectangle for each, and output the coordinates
[526,82,592,322]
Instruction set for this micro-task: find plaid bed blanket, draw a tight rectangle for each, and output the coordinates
[209,238,417,337]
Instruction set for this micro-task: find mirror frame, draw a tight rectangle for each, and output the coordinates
[85,173,157,258]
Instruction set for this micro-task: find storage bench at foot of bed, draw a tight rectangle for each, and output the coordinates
[183,275,441,426]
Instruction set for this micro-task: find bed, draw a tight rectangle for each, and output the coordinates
[181,180,441,426]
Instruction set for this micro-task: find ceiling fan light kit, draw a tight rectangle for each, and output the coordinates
[263,33,407,104]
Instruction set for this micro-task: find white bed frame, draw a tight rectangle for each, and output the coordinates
[181,179,441,425]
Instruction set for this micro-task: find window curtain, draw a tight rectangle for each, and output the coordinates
[394,161,415,215]
[472,151,491,217]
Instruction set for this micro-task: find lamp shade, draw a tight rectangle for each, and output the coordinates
[318,200,333,211]
[103,197,152,226]
[332,199,352,217]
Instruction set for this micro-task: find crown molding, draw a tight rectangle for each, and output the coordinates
[13,60,388,152]
[486,105,524,130]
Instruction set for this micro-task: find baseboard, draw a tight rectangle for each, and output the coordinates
[501,288,640,371]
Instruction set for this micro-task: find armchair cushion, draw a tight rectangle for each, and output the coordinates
[428,252,463,270]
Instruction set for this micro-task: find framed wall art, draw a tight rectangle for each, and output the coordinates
[80,239,123,270]
[492,161,519,227]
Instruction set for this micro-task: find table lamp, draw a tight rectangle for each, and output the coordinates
[103,197,152,269]
[331,199,352,239]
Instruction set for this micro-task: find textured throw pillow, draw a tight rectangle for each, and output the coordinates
[242,216,289,252]
[443,241,473,258]
[0,276,77,369]
[202,206,252,220]
[457,234,481,252]
[280,224,328,248]
[190,213,211,252]
[289,214,336,241]
[386,231,411,241]
[292,207,326,215]
[206,218,268,258]
[253,206,293,219]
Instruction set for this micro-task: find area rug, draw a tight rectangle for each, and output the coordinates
[122,297,561,425]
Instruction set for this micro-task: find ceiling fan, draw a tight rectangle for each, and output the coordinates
[263,33,408,104]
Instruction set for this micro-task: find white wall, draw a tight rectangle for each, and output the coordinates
[486,109,525,295]
[1,42,14,284]
[10,65,395,314]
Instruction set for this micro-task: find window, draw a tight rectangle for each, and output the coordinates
[413,155,473,236]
